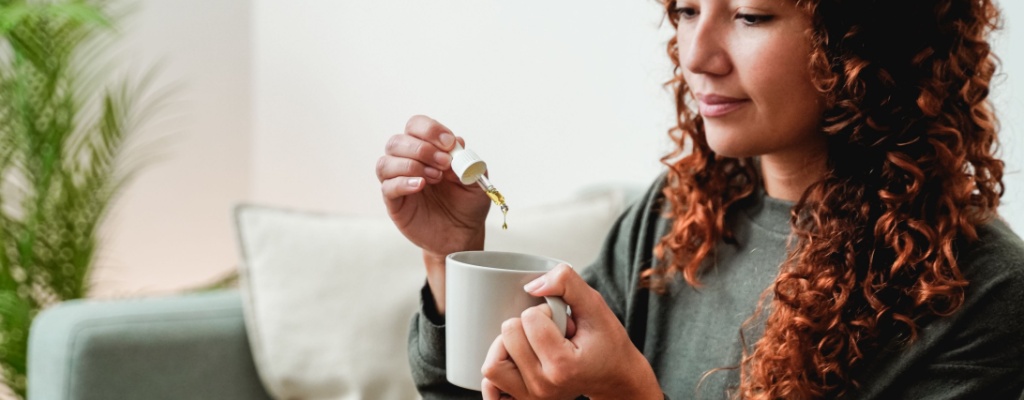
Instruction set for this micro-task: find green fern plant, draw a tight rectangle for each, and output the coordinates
[0,0,157,396]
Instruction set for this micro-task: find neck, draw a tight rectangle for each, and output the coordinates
[758,145,828,202]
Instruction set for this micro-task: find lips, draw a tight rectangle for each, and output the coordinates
[697,94,749,117]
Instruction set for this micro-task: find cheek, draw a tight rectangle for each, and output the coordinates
[745,43,822,124]
[675,36,692,78]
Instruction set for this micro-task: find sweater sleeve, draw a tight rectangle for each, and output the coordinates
[580,176,670,398]
[407,284,481,399]
[581,176,666,324]
[581,202,642,322]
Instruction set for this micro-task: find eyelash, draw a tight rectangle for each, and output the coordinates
[737,13,774,26]
[672,7,698,20]
[671,7,775,26]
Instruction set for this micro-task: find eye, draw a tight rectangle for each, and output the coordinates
[673,6,698,20]
[736,13,774,26]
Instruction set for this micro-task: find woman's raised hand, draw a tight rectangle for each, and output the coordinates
[376,115,490,313]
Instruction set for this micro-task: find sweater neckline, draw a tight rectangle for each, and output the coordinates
[740,188,795,236]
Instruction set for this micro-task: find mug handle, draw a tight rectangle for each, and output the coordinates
[543,296,569,337]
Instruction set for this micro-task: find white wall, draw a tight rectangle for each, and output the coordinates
[992,3,1024,231]
[250,0,1024,222]
[250,0,674,216]
[92,1,1023,296]
[90,0,251,297]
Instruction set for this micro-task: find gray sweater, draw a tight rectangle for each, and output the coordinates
[408,177,1024,399]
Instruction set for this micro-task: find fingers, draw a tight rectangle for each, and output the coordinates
[501,317,544,387]
[520,304,577,375]
[404,115,458,152]
[380,176,425,201]
[378,115,461,203]
[482,334,527,398]
[481,379,502,400]
[376,154,443,184]
[380,134,452,178]
[485,308,584,399]
[524,264,605,319]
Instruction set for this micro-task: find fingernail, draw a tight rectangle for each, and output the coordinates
[407,177,423,187]
[434,152,452,167]
[524,277,545,293]
[425,167,442,179]
[439,133,455,149]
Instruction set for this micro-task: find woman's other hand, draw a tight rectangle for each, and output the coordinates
[481,265,663,400]
[376,115,490,314]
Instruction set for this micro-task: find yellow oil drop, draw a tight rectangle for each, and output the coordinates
[485,186,509,230]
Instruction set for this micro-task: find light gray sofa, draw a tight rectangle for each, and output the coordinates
[25,185,641,400]
[27,290,271,400]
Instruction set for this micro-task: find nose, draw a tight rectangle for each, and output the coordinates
[680,18,732,76]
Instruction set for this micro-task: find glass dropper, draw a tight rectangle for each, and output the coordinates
[449,142,510,229]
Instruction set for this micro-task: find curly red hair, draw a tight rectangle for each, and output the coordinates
[649,0,1004,398]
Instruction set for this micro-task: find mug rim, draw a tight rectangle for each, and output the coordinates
[446,250,568,272]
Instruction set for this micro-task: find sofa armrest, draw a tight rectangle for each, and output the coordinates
[28,290,272,400]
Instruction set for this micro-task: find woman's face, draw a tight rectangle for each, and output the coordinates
[675,0,825,160]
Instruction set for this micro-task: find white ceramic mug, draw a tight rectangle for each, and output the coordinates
[445,251,569,391]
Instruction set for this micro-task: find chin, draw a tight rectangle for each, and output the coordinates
[704,131,757,158]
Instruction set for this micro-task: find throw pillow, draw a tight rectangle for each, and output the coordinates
[233,187,635,400]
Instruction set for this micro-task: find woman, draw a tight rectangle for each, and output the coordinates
[376,0,1024,398]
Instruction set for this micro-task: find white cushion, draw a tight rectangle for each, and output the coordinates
[481,187,636,268]
[233,187,634,400]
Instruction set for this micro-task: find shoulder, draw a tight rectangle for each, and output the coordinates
[588,173,671,272]
[959,218,1024,287]
[951,217,1024,335]
[635,172,669,212]
[613,173,670,233]
[580,174,671,315]
[851,218,1024,398]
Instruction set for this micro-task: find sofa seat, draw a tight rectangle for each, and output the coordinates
[28,290,271,400]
